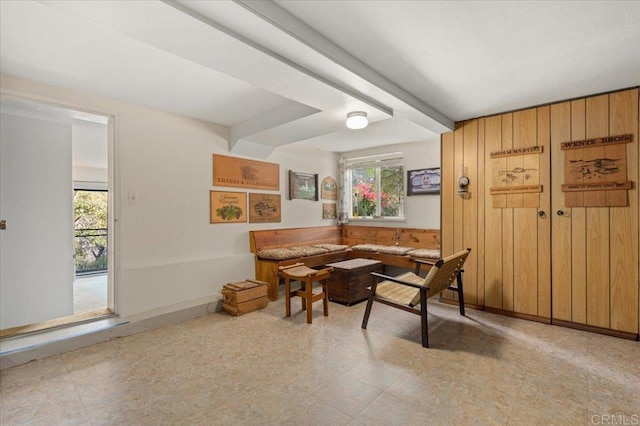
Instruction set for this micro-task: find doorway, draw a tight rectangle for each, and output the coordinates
[0,96,114,337]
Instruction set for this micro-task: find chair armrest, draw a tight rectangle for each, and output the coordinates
[412,258,436,275]
[370,272,424,290]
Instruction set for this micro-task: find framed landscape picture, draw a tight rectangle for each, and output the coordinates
[407,167,441,195]
[210,191,247,223]
[289,171,318,201]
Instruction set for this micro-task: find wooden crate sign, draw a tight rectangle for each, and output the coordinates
[489,145,542,208]
[213,154,279,191]
[560,134,632,206]
[249,193,281,223]
[210,191,247,223]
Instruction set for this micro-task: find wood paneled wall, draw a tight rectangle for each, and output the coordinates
[441,88,639,338]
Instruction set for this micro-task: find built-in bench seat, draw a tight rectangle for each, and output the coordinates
[249,225,440,300]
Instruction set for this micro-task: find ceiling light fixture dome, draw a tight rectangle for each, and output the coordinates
[346,111,368,129]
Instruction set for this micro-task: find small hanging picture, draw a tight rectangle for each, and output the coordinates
[322,203,337,219]
[320,176,337,200]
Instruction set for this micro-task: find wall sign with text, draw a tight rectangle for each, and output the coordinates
[560,134,632,207]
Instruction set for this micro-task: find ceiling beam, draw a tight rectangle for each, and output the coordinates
[235,0,455,132]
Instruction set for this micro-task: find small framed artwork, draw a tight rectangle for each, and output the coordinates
[322,203,337,219]
[320,176,338,200]
[210,191,247,223]
[407,167,441,195]
[249,193,281,223]
[289,171,318,201]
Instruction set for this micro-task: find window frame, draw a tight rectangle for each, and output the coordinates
[345,152,405,221]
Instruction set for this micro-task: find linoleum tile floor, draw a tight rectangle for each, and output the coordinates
[1,291,638,425]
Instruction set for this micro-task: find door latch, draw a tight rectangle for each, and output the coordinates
[0,220,6,230]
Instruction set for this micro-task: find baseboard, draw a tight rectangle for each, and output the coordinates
[552,319,639,341]
[0,297,224,370]
[483,307,551,324]
[438,297,483,311]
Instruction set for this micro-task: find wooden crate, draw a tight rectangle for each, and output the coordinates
[326,259,383,305]
[221,280,269,315]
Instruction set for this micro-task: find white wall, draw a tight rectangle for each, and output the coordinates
[1,74,339,320]
[0,113,74,329]
[341,140,441,229]
[72,121,108,183]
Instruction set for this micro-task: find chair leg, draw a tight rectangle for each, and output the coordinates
[306,279,313,324]
[420,288,429,348]
[285,277,291,317]
[322,280,329,317]
[457,272,465,316]
[361,282,377,329]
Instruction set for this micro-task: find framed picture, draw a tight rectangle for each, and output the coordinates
[249,193,281,223]
[210,191,247,223]
[322,203,337,219]
[407,167,441,195]
[320,176,338,200]
[212,154,279,191]
[289,171,318,201]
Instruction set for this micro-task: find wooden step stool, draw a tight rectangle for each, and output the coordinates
[279,263,333,324]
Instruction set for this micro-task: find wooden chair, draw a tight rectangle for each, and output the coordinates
[361,248,471,348]
[280,263,333,324]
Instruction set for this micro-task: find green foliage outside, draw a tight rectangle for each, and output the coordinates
[74,190,108,274]
[351,165,403,217]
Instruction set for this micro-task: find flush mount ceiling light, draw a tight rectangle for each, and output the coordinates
[346,111,368,130]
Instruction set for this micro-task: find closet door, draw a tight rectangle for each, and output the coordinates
[551,89,639,336]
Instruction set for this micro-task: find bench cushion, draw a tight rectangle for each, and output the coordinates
[290,246,329,256]
[312,243,350,252]
[376,246,415,255]
[407,248,441,259]
[351,244,386,252]
[257,248,304,260]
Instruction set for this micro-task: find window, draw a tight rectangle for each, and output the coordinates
[346,153,404,219]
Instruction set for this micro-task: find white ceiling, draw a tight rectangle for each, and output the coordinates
[1,0,639,157]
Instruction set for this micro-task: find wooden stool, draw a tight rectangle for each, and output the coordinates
[280,263,333,324]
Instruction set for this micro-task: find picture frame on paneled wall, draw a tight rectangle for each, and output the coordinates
[289,171,318,201]
[210,191,247,223]
[407,167,441,195]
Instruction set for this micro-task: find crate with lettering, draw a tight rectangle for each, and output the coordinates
[221,280,269,315]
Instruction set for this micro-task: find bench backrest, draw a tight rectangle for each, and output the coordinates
[342,225,440,249]
[249,226,343,253]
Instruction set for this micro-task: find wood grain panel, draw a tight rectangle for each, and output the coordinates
[584,95,609,206]
[463,120,479,305]
[441,132,455,258]
[609,89,638,333]
[551,102,573,321]
[537,106,551,319]
[454,123,465,254]
[484,115,503,308]
[585,95,610,328]
[567,100,586,207]
[501,113,514,311]
[570,99,587,324]
[477,118,486,307]
[513,109,538,315]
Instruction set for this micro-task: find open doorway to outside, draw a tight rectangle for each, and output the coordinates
[74,189,108,314]
[0,96,114,338]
